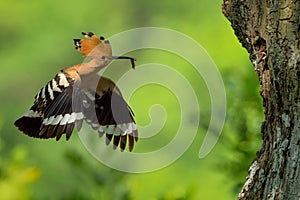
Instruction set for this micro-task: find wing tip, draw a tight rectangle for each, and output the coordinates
[93,126,137,152]
[14,116,43,138]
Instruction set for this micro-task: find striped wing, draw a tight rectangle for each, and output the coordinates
[83,77,138,151]
[15,74,138,151]
[14,72,84,141]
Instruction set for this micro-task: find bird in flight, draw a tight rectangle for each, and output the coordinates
[15,32,138,151]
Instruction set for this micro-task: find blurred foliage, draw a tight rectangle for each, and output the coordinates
[0,145,40,200]
[220,68,263,194]
[0,0,263,199]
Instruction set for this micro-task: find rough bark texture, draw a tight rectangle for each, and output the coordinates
[222,0,300,199]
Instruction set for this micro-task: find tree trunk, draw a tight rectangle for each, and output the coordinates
[222,0,300,199]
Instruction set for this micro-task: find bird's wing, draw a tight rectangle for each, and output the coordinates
[83,76,138,151]
[14,71,84,141]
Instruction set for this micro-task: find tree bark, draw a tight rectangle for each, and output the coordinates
[222,0,300,199]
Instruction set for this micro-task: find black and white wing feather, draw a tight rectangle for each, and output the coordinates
[14,72,84,141]
[83,76,138,151]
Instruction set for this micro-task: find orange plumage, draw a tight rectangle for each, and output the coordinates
[74,32,112,60]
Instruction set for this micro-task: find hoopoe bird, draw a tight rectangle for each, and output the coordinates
[14,32,138,151]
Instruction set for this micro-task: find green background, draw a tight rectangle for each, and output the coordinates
[0,0,263,199]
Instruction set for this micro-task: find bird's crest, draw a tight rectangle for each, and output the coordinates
[73,32,112,59]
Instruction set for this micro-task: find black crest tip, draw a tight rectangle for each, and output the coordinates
[87,32,94,37]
